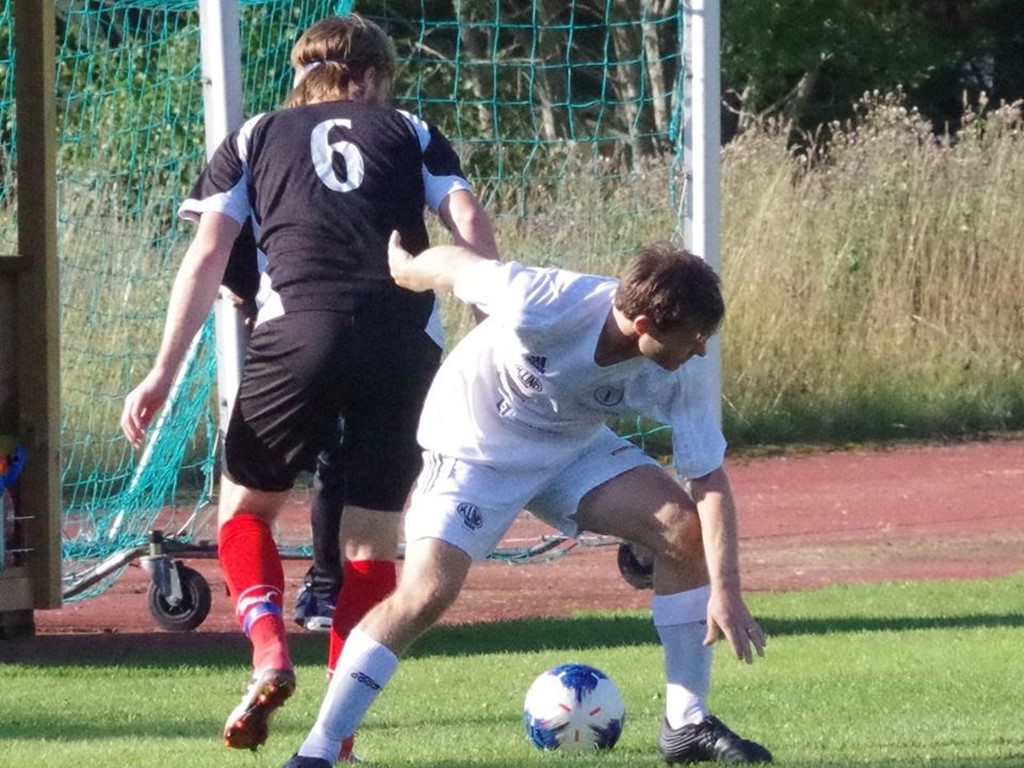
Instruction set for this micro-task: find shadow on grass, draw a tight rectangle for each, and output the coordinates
[761,760,1024,768]
[413,761,1024,768]
[759,611,1024,638]
[3,610,1022,668]
[408,610,1024,659]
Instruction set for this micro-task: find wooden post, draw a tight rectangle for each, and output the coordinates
[0,0,61,639]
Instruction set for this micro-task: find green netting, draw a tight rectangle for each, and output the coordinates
[0,0,687,601]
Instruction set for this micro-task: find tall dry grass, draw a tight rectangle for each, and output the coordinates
[34,91,1024,478]
[720,91,1024,444]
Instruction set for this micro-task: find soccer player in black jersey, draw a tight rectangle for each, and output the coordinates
[121,14,498,759]
[219,222,344,636]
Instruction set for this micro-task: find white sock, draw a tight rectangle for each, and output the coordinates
[298,628,399,761]
[652,585,713,729]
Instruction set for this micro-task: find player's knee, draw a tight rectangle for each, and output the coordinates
[666,515,704,558]
[643,501,703,561]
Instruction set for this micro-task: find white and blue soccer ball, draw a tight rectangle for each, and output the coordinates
[523,663,626,753]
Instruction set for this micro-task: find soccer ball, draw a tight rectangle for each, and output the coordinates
[523,663,626,753]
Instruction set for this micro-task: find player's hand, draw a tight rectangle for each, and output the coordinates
[387,231,419,289]
[704,589,766,664]
[388,231,486,294]
[120,373,172,449]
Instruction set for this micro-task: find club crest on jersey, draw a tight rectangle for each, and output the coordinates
[457,502,483,531]
[593,384,625,407]
[514,364,543,392]
[525,354,547,373]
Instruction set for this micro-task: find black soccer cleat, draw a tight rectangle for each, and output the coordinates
[658,715,773,764]
[293,582,337,632]
[281,754,333,768]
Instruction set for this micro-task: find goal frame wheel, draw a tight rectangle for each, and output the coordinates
[146,561,212,631]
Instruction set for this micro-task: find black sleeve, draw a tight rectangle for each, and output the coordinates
[221,217,260,305]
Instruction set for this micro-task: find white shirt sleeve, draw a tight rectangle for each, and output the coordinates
[654,355,727,480]
[452,260,530,318]
[177,180,250,224]
[177,114,264,225]
[454,260,597,332]
[398,110,473,211]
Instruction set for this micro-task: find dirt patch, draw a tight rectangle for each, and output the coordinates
[20,439,1024,639]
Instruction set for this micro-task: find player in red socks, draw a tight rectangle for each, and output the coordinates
[218,514,295,749]
[120,13,497,753]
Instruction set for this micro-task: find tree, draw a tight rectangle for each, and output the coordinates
[721,0,943,135]
[721,0,1024,138]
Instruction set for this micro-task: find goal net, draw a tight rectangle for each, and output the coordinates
[0,0,693,599]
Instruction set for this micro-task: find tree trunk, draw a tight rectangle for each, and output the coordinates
[453,0,496,138]
[641,0,674,136]
[510,0,569,141]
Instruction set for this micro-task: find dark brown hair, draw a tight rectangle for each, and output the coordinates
[614,242,724,335]
[285,14,396,108]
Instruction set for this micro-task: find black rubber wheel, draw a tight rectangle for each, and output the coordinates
[617,540,654,590]
[146,563,213,631]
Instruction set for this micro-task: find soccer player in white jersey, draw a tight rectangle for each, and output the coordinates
[120,15,497,758]
[280,237,772,766]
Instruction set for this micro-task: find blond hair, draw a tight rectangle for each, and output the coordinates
[285,14,396,108]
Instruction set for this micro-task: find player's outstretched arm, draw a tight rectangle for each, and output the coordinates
[689,466,767,664]
[437,190,499,323]
[388,230,490,294]
[121,212,240,448]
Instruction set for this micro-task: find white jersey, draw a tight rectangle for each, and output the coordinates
[417,260,727,479]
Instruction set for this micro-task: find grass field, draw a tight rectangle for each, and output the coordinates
[2,573,1021,767]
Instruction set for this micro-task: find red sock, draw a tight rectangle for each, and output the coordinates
[327,559,397,672]
[219,514,291,672]
[340,736,356,761]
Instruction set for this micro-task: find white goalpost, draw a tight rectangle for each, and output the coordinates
[197,0,725,430]
[682,0,724,426]
[198,0,248,436]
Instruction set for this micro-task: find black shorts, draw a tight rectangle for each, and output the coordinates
[222,310,442,510]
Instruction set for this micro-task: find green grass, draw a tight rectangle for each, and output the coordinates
[2,574,1022,767]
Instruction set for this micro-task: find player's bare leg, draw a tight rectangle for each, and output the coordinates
[575,466,771,764]
[359,536,470,654]
[575,464,708,587]
[285,538,471,764]
[326,505,403,761]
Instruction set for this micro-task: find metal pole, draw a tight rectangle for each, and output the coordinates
[682,0,722,426]
[198,0,247,435]
[199,0,244,159]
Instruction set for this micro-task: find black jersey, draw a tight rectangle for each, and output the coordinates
[179,102,471,325]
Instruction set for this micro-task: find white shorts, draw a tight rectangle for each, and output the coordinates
[404,428,660,561]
